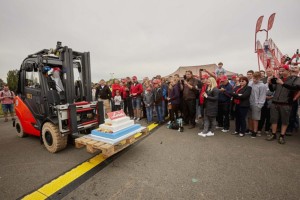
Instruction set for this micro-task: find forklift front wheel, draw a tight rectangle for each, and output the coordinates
[42,122,67,153]
[15,117,27,138]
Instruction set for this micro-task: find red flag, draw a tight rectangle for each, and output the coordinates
[267,13,276,31]
[256,16,264,33]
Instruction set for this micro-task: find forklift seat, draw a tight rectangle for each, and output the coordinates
[47,90,60,105]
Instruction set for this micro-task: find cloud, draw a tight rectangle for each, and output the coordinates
[0,0,299,83]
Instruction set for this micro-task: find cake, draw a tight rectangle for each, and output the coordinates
[98,116,134,133]
[90,110,145,144]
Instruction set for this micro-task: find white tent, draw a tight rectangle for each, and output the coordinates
[164,63,236,78]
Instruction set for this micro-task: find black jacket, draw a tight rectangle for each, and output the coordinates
[231,86,252,107]
[203,87,219,117]
[269,76,300,104]
[95,85,112,100]
[153,87,163,105]
[218,82,233,104]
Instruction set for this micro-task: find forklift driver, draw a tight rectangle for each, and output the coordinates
[51,67,64,92]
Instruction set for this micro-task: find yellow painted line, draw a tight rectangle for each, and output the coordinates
[22,154,105,199]
[22,191,47,200]
[148,123,158,131]
[22,123,158,199]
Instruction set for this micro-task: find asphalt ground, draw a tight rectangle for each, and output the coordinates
[0,119,96,199]
[0,117,300,200]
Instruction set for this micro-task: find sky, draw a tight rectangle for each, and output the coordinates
[0,0,299,82]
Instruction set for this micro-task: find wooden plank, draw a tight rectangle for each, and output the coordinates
[100,144,114,155]
[86,145,99,154]
[75,127,150,157]
[75,142,84,148]
[75,137,93,148]
[126,136,135,144]
[86,140,102,153]
[92,141,105,148]
[75,137,93,145]
[86,140,99,146]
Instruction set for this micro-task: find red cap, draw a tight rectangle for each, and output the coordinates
[53,67,61,71]
[220,75,228,82]
[231,75,237,79]
[132,76,137,80]
[280,64,290,71]
[201,74,209,79]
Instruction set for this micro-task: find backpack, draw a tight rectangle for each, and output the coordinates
[0,90,13,97]
[167,118,184,132]
[167,121,179,129]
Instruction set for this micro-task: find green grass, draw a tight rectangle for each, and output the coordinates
[0,103,3,116]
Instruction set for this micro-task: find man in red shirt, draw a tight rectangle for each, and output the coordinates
[130,76,143,121]
[0,84,15,122]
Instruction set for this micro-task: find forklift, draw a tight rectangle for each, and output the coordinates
[14,42,103,153]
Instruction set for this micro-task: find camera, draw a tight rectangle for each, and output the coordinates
[200,69,203,71]
[183,75,187,80]
[271,77,277,84]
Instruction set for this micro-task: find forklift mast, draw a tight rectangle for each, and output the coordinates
[61,47,92,103]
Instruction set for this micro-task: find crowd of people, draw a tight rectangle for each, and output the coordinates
[1,62,299,145]
[92,62,300,145]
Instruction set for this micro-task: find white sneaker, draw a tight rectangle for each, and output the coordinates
[216,126,223,129]
[257,131,262,137]
[221,129,229,133]
[198,132,207,137]
[206,131,214,136]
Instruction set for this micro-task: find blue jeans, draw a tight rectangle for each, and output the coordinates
[154,105,163,122]
[162,100,166,118]
[146,106,153,122]
[2,104,13,113]
[132,97,141,109]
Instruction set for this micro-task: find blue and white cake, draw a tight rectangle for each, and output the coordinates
[90,115,145,145]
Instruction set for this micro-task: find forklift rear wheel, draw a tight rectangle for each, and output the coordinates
[42,122,67,153]
[15,117,27,138]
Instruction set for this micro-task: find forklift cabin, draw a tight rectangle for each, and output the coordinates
[14,43,104,153]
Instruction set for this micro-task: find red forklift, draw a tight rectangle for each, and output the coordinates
[13,42,104,153]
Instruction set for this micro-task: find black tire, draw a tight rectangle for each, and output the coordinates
[15,117,27,138]
[42,122,67,153]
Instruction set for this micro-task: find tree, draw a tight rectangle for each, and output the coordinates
[6,69,18,92]
[0,78,4,90]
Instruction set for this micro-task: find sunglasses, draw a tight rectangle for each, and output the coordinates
[239,80,245,82]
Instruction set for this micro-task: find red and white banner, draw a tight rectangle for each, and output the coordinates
[107,110,126,120]
[255,15,264,33]
[267,13,276,31]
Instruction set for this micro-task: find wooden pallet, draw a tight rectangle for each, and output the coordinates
[75,128,149,158]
